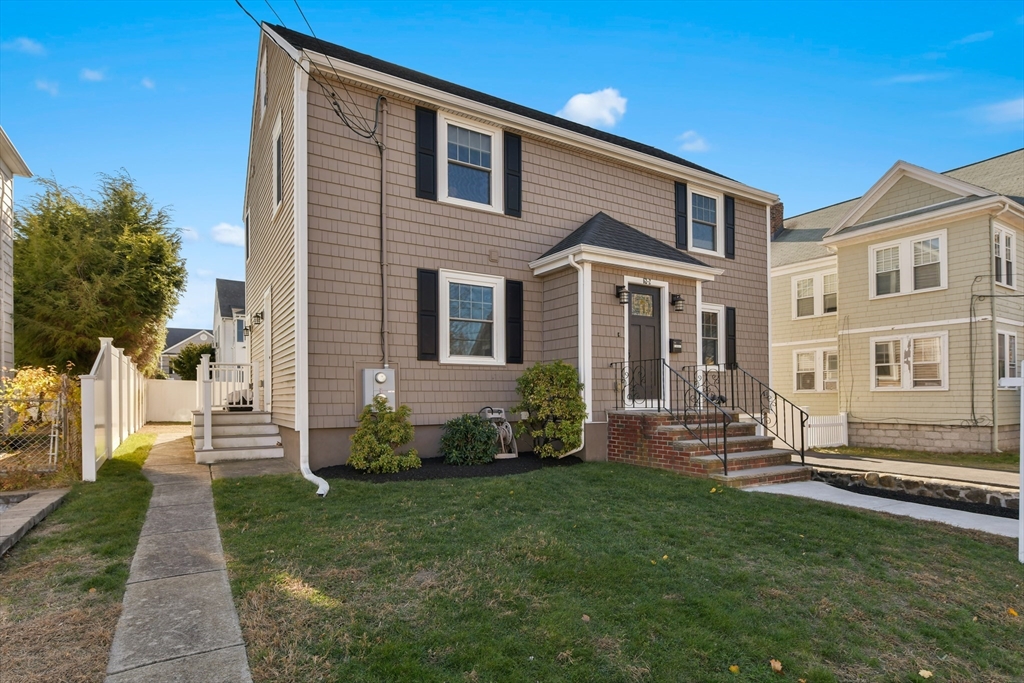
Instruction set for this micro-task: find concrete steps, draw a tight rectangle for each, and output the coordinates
[191,410,283,464]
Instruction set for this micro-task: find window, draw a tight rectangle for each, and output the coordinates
[998,331,1018,381]
[790,270,837,319]
[869,230,947,298]
[701,309,720,365]
[795,278,814,317]
[236,319,245,343]
[822,273,838,313]
[995,226,1016,288]
[823,351,839,391]
[438,114,503,212]
[687,186,725,257]
[439,270,505,365]
[795,352,816,390]
[793,348,838,392]
[871,333,947,390]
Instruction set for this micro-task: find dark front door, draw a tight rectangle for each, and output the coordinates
[627,285,662,402]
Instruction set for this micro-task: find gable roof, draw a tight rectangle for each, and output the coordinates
[0,126,32,178]
[215,279,246,319]
[265,23,730,183]
[162,328,212,354]
[539,212,710,268]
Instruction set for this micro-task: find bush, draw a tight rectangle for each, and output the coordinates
[512,360,587,458]
[441,413,498,465]
[169,343,214,381]
[348,395,421,474]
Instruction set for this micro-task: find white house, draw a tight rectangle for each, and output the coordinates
[213,278,247,364]
[160,327,213,378]
[0,126,32,376]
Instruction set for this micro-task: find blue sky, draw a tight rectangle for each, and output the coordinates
[2,1,1022,329]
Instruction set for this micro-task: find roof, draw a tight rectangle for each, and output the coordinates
[840,195,992,235]
[215,279,246,319]
[266,23,730,182]
[540,212,710,267]
[163,328,212,353]
[0,126,32,178]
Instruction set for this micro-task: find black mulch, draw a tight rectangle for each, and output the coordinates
[315,452,584,484]
[826,482,1019,519]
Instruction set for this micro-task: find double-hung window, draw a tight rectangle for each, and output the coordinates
[871,332,947,390]
[439,270,505,365]
[995,225,1016,288]
[795,278,814,317]
[793,349,838,392]
[687,186,725,257]
[870,230,947,298]
[700,307,722,365]
[791,270,838,319]
[998,331,1018,381]
[822,273,838,313]
[438,114,503,212]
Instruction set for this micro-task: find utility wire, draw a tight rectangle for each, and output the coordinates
[262,0,285,25]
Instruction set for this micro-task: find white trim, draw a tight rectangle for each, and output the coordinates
[997,329,1019,388]
[839,317,989,336]
[695,281,702,365]
[259,49,268,124]
[687,185,725,258]
[301,50,778,205]
[0,126,31,177]
[868,331,949,392]
[622,276,670,409]
[996,317,1024,327]
[262,286,272,411]
[272,110,283,216]
[437,112,504,214]
[770,255,837,277]
[791,269,838,320]
[792,347,839,393]
[766,205,773,387]
[438,269,506,365]
[581,261,593,422]
[994,222,1017,290]
[530,244,723,281]
[772,336,838,348]
[699,302,726,367]
[162,330,213,356]
[868,229,947,300]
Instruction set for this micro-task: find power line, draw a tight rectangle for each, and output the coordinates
[262,0,285,25]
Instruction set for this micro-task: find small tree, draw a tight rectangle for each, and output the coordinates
[512,360,587,458]
[348,395,421,473]
[169,343,214,381]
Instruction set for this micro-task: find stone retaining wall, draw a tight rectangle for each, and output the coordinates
[848,422,1019,454]
[812,469,1019,510]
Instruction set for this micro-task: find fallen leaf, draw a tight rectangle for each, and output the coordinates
[729,664,740,674]
[651,560,657,565]
[770,658,783,674]
[710,487,717,493]
[1009,608,1019,617]
[919,670,933,679]
[582,614,590,623]
[88,587,96,594]
[799,679,807,683]
[972,616,978,622]
[663,554,668,560]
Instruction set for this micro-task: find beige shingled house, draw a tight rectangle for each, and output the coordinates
[234,23,811,486]
[771,149,1024,453]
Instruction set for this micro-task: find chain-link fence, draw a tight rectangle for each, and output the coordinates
[0,375,80,476]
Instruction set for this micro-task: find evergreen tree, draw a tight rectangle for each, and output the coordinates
[169,343,215,381]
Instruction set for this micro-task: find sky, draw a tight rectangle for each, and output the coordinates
[1,1,1022,330]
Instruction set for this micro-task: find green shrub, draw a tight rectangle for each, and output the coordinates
[512,360,587,458]
[170,343,214,381]
[348,395,421,474]
[441,413,498,465]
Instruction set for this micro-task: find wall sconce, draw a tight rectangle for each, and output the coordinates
[615,286,630,305]
[671,294,685,312]
[251,311,264,326]
[242,325,252,338]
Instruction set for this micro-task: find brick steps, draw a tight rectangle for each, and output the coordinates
[709,464,813,488]
[690,448,794,474]
[658,421,758,440]
[671,434,777,455]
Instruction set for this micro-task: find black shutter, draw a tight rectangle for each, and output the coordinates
[724,195,736,260]
[506,280,524,364]
[417,269,439,360]
[504,132,522,218]
[415,107,437,201]
[725,306,737,368]
[675,182,688,250]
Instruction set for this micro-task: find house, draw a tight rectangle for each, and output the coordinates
[240,23,791,475]
[770,149,1024,453]
[0,126,32,377]
[160,327,213,378]
[212,278,248,364]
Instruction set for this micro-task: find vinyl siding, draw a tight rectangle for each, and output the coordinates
[541,270,577,365]
[0,168,14,374]
[859,176,959,224]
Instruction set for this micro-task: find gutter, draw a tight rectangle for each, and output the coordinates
[563,254,588,458]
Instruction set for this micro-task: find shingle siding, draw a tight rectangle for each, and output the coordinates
[858,176,959,224]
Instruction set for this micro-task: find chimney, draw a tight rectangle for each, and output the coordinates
[770,201,785,238]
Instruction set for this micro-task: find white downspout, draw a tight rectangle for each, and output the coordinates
[563,254,588,457]
[294,58,329,496]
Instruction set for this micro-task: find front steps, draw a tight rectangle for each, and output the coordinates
[608,411,811,488]
[191,410,284,464]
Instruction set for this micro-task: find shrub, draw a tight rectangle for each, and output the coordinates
[441,413,498,465]
[512,360,587,458]
[348,395,421,474]
[169,343,214,381]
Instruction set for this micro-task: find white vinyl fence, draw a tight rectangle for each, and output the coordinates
[80,337,147,481]
[804,413,848,449]
[146,379,198,422]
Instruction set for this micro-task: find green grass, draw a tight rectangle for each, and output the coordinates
[815,446,1020,473]
[213,464,1024,683]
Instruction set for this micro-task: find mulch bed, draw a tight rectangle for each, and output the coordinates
[315,452,583,483]
[828,482,1019,520]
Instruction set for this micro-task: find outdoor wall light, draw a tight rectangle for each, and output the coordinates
[251,311,264,326]
[671,294,685,312]
[615,285,630,304]
[242,326,252,338]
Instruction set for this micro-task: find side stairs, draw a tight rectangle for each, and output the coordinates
[191,410,284,464]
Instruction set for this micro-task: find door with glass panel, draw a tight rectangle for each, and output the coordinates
[627,285,662,404]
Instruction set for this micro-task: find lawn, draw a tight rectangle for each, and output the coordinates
[213,463,1024,683]
[814,446,1020,473]
[0,431,155,682]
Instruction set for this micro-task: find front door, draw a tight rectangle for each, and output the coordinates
[627,284,662,403]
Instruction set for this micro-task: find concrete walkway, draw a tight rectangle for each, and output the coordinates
[803,451,1018,489]
[750,480,1019,538]
[105,425,252,683]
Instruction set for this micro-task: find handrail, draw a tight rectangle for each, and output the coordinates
[680,364,808,465]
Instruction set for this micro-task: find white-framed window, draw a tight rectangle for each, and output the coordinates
[688,186,725,257]
[791,270,838,319]
[998,331,1018,382]
[272,111,283,210]
[792,348,838,392]
[236,319,245,343]
[439,269,506,365]
[438,113,504,213]
[259,51,268,123]
[995,225,1016,289]
[699,304,725,366]
[869,230,947,299]
[870,332,948,391]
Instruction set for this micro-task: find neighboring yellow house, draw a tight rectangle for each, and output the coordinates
[771,149,1024,453]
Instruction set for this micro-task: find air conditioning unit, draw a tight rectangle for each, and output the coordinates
[362,368,396,409]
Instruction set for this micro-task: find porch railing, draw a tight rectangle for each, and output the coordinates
[195,355,261,451]
[611,358,733,474]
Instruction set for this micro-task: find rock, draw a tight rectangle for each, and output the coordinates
[987,494,1004,507]
[864,473,879,486]
[964,489,986,503]
[1006,498,1019,510]
[878,475,896,489]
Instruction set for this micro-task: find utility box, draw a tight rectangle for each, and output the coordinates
[362,368,396,410]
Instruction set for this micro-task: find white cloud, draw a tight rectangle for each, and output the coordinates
[35,79,58,96]
[677,130,709,153]
[180,227,200,241]
[80,68,105,82]
[1,37,45,55]
[211,222,245,247]
[556,88,627,127]
[881,73,948,84]
[195,268,214,278]
[141,77,155,89]
[950,30,993,46]
[975,97,1024,125]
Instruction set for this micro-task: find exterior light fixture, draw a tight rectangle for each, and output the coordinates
[615,285,630,304]
[242,325,252,338]
[252,311,264,326]
[671,294,685,312]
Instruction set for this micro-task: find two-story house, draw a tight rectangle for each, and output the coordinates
[240,23,787,477]
[771,149,1024,453]
[212,278,248,364]
[1,126,32,377]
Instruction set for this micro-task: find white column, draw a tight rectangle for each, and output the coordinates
[252,360,262,412]
[100,338,115,457]
[201,353,212,451]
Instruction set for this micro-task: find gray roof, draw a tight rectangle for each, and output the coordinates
[215,279,246,319]
[163,328,212,353]
[540,212,710,268]
[944,149,1024,198]
[842,195,990,234]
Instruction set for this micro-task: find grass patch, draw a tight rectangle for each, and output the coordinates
[0,430,156,682]
[815,446,1020,473]
[213,463,1024,682]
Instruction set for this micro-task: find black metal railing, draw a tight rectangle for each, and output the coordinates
[679,364,808,464]
[611,358,734,473]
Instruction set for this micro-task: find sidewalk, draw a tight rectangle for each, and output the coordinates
[802,451,1019,489]
[104,425,252,683]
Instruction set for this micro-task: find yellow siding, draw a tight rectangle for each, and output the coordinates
[859,176,959,224]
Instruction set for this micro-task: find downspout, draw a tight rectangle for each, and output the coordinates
[563,254,587,457]
[990,202,1012,452]
[295,58,329,496]
[378,97,389,367]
